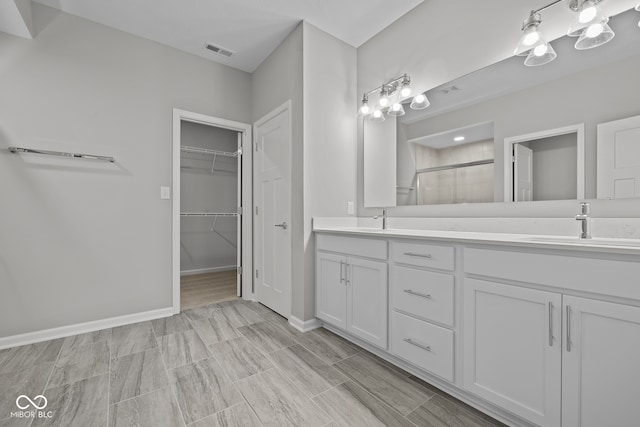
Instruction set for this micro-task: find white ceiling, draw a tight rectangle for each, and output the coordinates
[409,122,494,150]
[32,0,423,73]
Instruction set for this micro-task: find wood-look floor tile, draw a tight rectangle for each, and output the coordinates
[59,329,111,356]
[334,353,433,416]
[190,403,262,427]
[208,337,272,382]
[260,311,303,336]
[108,386,183,427]
[407,395,498,427]
[111,322,157,358]
[219,305,263,328]
[157,329,209,370]
[109,348,169,404]
[0,339,63,374]
[294,328,360,364]
[0,416,32,426]
[0,363,54,418]
[183,305,217,322]
[237,321,296,354]
[151,313,193,337]
[269,344,347,397]
[190,312,241,345]
[243,301,272,315]
[313,380,415,427]
[34,374,108,427]
[169,358,242,425]
[235,369,332,427]
[48,340,109,388]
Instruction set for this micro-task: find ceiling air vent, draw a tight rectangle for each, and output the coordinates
[439,85,460,95]
[204,42,235,58]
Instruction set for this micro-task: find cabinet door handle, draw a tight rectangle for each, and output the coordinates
[403,289,432,299]
[345,263,351,285]
[404,252,432,259]
[404,338,431,352]
[548,302,554,347]
[566,305,572,352]
[339,260,344,283]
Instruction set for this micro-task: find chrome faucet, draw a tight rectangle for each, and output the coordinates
[575,202,591,239]
[374,208,388,230]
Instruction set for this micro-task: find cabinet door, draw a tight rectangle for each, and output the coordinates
[316,252,347,329]
[347,257,388,348]
[463,278,561,427]
[562,296,640,427]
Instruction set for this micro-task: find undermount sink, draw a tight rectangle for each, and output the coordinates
[522,236,640,248]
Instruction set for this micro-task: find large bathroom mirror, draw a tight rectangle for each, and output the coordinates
[364,7,640,207]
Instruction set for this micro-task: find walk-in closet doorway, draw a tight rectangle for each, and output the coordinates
[172,109,253,313]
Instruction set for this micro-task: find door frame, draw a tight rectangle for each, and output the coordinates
[172,108,253,314]
[252,100,292,316]
[503,123,585,202]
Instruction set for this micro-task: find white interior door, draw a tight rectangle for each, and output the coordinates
[514,143,533,201]
[254,104,291,318]
[597,114,640,199]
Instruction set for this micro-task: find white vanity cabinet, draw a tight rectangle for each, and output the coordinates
[562,296,640,427]
[463,278,562,427]
[464,247,640,427]
[315,234,388,349]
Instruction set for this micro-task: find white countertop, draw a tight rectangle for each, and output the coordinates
[313,224,640,256]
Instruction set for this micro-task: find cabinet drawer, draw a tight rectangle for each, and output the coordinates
[317,234,387,260]
[392,266,454,327]
[392,241,454,271]
[390,311,454,382]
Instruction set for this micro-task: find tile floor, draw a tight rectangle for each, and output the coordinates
[0,300,506,427]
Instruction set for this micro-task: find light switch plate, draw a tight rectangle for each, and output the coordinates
[347,201,354,215]
[160,186,171,200]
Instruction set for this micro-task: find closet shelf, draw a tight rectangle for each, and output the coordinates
[180,145,239,158]
[180,212,238,217]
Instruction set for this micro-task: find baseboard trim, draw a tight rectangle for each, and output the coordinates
[0,307,174,350]
[288,315,323,333]
[180,265,236,276]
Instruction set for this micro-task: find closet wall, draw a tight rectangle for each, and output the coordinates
[180,122,239,274]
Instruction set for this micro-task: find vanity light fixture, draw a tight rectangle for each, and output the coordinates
[358,74,430,120]
[515,0,621,67]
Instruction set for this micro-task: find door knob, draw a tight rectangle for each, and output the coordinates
[274,221,288,230]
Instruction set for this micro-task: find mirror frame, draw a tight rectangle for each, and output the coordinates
[503,123,585,202]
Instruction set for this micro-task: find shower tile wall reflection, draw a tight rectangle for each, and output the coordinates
[416,140,494,205]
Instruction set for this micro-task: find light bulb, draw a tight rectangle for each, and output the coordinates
[414,94,426,103]
[585,22,604,38]
[379,96,389,107]
[391,103,402,112]
[579,5,597,23]
[533,43,548,56]
[373,110,383,118]
[400,86,412,97]
[522,28,540,46]
[359,104,370,115]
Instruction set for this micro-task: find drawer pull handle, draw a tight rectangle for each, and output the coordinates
[403,289,432,299]
[404,338,431,352]
[404,252,432,259]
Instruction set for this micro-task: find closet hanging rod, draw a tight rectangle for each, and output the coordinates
[180,212,238,217]
[8,146,115,163]
[180,145,239,158]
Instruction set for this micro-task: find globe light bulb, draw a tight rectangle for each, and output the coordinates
[534,43,548,56]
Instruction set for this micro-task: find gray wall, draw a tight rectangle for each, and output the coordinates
[302,22,357,320]
[526,133,577,201]
[0,4,251,338]
[180,122,238,273]
[357,0,640,219]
